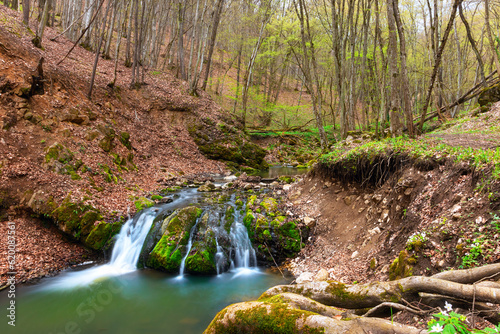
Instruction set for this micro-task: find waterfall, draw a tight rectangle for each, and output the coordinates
[46,210,156,289]
[229,221,257,269]
[178,218,201,276]
[109,211,157,270]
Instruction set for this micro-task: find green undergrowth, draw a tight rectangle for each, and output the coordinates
[320,136,500,180]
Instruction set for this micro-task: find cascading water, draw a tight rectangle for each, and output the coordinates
[178,217,201,276]
[229,203,256,270]
[46,209,156,289]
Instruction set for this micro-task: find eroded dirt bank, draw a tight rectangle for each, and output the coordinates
[285,154,500,285]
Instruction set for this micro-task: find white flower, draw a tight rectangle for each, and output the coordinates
[444,301,453,312]
[429,323,444,333]
[441,310,448,317]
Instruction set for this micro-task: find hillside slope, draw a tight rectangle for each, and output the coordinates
[0,6,263,285]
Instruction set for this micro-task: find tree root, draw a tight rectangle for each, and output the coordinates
[204,264,500,332]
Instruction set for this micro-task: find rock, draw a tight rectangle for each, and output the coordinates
[478,83,500,108]
[98,136,114,152]
[198,181,216,192]
[368,227,381,235]
[404,188,413,196]
[372,194,382,203]
[314,268,329,281]
[358,207,365,213]
[61,108,86,124]
[324,181,332,188]
[351,251,359,259]
[296,272,314,283]
[343,196,352,206]
[381,209,389,221]
[283,184,292,191]
[303,216,315,228]
[147,206,203,273]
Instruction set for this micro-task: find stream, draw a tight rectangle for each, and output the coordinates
[0,166,306,333]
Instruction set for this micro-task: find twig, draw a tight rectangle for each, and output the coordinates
[264,241,285,279]
[363,302,430,317]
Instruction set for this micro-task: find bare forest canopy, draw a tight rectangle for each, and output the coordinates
[4,0,500,143]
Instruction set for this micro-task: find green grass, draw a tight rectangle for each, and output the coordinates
[320,136,500,180]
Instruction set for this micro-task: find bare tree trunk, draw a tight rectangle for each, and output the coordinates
[392,0,414,137]
[485,0,500,76]
[418,0,461,133]
[387,0,402,136]
[176,0,186,80]
[201,0,224,90]
[32,0,50,48]
[232,36,243,113]
[88,0,112,99]
[22,0,30,25]
[459,3,485,81]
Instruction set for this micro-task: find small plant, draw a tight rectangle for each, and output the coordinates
[460,239,483,268]
[428,301,500,333]
[406,231,428,250]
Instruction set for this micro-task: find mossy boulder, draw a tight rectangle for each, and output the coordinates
[388,250,415,280]
[85,221,122,250]
[49,197,118,250]
[260,197,278,216]
[188,117,268,170]
[185,214,217,275]
[243,207,307,264]
[478,83,500,109]
[134,197,155,211]
[204,295,328,334]
[147,206,203,273]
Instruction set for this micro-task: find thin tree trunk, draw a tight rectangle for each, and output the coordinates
[87,0,112,99]
[484,0,500,76]
[201,0,224,90]
[22,0,30,25]
[418,0,462,133]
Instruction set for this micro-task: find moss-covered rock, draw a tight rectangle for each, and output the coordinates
[85,221,122,250]
[388,250,414,281]
[478,83,500,109]
[188,117,268,170]
[147,206,203,273]
[49,196,116,250]
[185,215,217,275]
[134,197,155,211]
[119,131,132,150]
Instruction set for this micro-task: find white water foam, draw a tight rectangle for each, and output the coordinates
[44,210,156,289]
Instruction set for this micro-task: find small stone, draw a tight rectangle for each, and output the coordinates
[351,251,359,259]
[381,209,389,220]
[372,194,382,203]
[296,272,314,284]
[404,188,413,196]
[344,196,352,206]
[303,217,315,228]
[314,269,329,281]
[324,181,332,188]
[283,184,292,191]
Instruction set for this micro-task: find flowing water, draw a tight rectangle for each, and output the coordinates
[0,168,306,333]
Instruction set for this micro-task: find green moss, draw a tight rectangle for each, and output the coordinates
[119,132,132,150]
[260,198,278,215]
[388,250,414,280]
[51,197,102,244]
[247,195,258,207]
[185,248,216,275]
[208,295,324,334]
[151,195,163,201]
[224,206,235,233]
[147,206,203,272]
[85,221,122,250]
[134,197,155,211]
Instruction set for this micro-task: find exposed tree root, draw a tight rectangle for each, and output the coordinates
[204,293,426,334]
[203,265,499,332]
